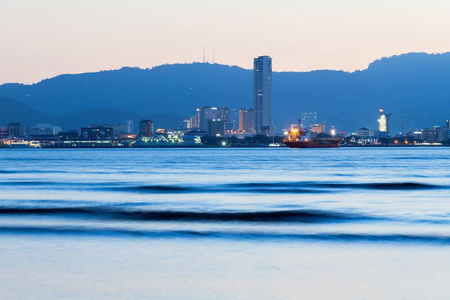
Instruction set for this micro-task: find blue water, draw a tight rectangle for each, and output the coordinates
[1,148,450,299]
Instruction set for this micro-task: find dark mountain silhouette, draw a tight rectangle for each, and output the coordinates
[0,96,181,130]
[0,96,48,125]
[1,52,450,132]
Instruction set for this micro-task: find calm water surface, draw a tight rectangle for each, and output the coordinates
[1,148,449,299]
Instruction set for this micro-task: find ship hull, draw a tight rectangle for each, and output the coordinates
[284,141,341,148]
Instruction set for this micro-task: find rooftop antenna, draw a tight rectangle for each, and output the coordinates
[213,50,215,64]
[203,47,206,63]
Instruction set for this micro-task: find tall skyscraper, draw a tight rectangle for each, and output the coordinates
[253,55,273,135]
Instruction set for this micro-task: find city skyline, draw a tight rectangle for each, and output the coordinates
[2,2,450,299]
[2,0,450,84]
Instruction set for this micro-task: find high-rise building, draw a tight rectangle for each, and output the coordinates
[253,55,273,135]
[311,124,326,134]
[189,115,199,129]
[197,106,220,131]
[378,108,391,137]
[219,107,231,123]
[0,127,8,139]
[437,127,450,142]
[139,120,154,137]
[239,108,255,132]
[422,128,438,143]
[231,108,239,130]
[126,120,134,134]
[300,112,317,130]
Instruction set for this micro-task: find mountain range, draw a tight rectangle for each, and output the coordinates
[1,52,449,133]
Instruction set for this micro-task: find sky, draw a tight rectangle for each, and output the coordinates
[1,0,450,84]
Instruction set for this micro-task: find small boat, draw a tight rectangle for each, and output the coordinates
[283,125,341,148]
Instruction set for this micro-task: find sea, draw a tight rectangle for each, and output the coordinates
[0,147,449,299]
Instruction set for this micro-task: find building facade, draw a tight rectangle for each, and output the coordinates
[378,108,391,137]
[208,119,225,137]
[197,106,220,131]
[311,124,326,134]
[7,122,25,137]
[80,126,114,140]
[139,120,154,137]
[239,108,255,132]
[126,120,134,134]
[300,112,317,130]
[219,107,231,123]
[253,55,273,135]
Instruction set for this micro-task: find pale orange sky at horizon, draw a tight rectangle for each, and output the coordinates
[1,0,450,84]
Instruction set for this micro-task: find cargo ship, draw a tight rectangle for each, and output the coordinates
[283,125,341,148]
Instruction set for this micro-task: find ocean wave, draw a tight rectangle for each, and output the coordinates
[1,225,450,245]
[0,207,377,223]
[230,181,442,190]
[0,180,443,193]
[0,181,55,186]
[120,185,194,192]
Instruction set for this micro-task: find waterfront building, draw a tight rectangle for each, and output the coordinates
[126,120,134,134]
[422,128,438,143]
[189,115,199,129]
[239,108,255,132]
[0,127,8,139]
[437,127,450,142]
[58,131,79,141]
[26,125,57,141]
[27,124,62,135]
[80,126,114,140]
[7,122,25,137]
[89,124,127,139]
[231,108,239,130]
[378,108,391,137]
[357,127,378,145]
[197,106,220,131]
[311,124,326,134]
[219,107,231,123]
[207,119,225,137]
[110,124,127,138]
[139,120,154,137]
[224,122,234,136]
[300,112,317,130]
[253,55,273,135]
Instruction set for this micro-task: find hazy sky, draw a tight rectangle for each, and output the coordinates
[1,0,449,84]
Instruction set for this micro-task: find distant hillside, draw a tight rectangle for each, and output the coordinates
[1,52,450,132]
[0,97,181,130]
[0,96,48,126]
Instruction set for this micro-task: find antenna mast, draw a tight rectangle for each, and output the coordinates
[203,47,206,63]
